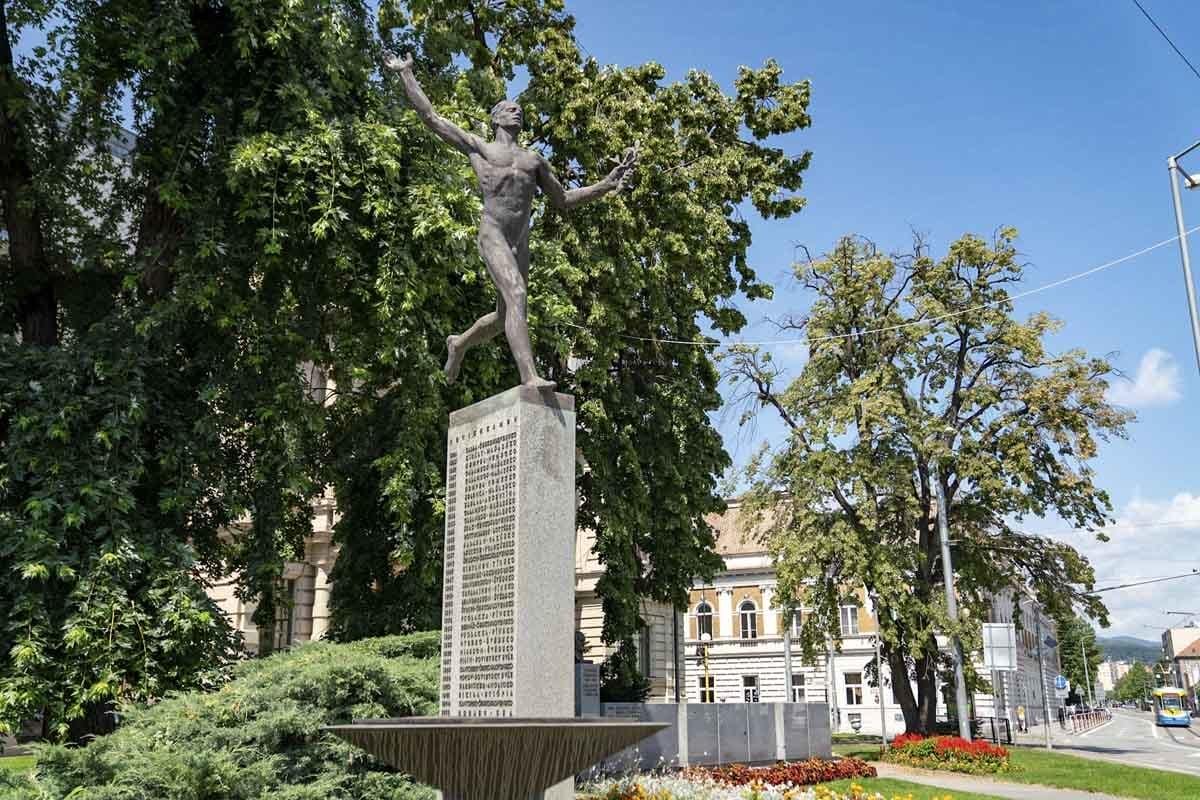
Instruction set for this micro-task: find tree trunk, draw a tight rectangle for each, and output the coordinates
[887,646,922,733]
[66,700,118,744]
[1,0,57,345]
[916,650,939,733]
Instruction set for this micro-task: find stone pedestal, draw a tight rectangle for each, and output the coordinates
[328,389,664,800]
[439,386,575,721]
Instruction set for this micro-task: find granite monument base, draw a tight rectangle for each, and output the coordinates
[438,386,575,722]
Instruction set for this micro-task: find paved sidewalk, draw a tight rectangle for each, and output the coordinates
[873,762,1123,800]
[1011,721,1074,748]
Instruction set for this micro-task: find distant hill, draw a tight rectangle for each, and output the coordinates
[1098,635,1162,663]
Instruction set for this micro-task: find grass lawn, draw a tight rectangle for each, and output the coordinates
[832,743,884,761]
[836,740,1200,799]
[821,777,1006,800]
[0,755,35,773]
[1004,747,1200,800]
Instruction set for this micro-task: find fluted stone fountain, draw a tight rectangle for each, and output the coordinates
[327,717,665,800]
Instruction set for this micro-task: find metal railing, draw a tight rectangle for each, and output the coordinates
[1069,709,1111,734]
[971,716,1013,745]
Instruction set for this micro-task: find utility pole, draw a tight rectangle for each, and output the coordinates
[783,614,795,701]
[932,461,972,741]
[875,633,889,750]
[1034,612,1053,750]
[1081,639,1094,707]
[1167,143,1200,376]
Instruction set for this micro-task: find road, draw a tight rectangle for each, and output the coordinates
[1030,708,1200,776]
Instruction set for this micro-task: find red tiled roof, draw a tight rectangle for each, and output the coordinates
[1176,639,1200,659]
[704,500,770,556]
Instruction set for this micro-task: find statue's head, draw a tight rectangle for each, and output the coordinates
[490,99,523,135]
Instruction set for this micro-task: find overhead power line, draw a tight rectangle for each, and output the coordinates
[563,225,1200,348]
[1029,518,1200,538]
[1130,0,1200,84]
[1092,570,1200,594]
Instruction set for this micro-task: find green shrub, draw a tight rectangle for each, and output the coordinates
[0,634,440,800]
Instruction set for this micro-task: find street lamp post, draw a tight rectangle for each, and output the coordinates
[1166,142,1200,376]
[1082,639,1095,707]
[932,462,973,741]
[1034,613,1053,750]
[875,633,888,751]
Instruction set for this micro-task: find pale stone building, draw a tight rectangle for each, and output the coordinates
[574,528,686,702]
[207,491,339,654]
[680,500,1063,736]
[1098,660,1131,692]
[1163,626,1200,698]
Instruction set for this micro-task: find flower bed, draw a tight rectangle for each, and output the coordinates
[883,733,1013,774]
[587,774,942,800]
[685,758,877,787]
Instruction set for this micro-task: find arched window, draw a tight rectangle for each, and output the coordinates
[695,601,713,639]
[739,599,758,639]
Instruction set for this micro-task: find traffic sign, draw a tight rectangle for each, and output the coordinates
[1044,635,1059,649]
[1054,674,1069,691]
[982,623,1018,671]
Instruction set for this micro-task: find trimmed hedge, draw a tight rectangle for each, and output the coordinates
[0,634,441,799]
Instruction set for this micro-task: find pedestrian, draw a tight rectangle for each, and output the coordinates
[1017,704,1027,732]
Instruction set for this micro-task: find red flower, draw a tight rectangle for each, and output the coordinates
[685,757,877,787]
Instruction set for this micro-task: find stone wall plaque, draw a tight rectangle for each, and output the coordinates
[576,662,601,717]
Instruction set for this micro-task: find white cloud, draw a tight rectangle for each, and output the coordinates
[1044,493,1200,639]
[1106,348,1182,408]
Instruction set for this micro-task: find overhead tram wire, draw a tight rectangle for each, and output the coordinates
[562,225,1200,348]
[1092,570,1200,594]
[1130,0,1200,84]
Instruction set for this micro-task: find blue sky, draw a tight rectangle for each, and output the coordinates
[569,0,1200,639]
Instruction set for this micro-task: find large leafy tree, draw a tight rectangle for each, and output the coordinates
[728,231,1130,732]
[326,1,815,681]
[2,0,400,739]
[2,0,813,735]
[1055,613,1103,702]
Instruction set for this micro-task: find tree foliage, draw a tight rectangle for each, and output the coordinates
[2,0,813,734]
[1054,613,1103,702]
[0,633,440,799]
[1112,662,1155,703]
[728,231,1131,733]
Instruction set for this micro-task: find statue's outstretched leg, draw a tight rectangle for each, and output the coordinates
[479,223,554,390]
[445,301,502,383]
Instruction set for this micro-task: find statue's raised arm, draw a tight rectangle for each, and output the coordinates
[384,52,483,156]
[537,145,638,211]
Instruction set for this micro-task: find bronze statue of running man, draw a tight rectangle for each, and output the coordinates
[385,52,637,390]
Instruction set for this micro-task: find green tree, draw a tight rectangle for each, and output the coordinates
[329,1,816,661]
[2,0,813,736]
[728,232,1131,733]
[1113,662,1155,703]
[1055,613,1103,702]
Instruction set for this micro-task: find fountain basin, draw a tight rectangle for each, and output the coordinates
[326,717,666,800]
